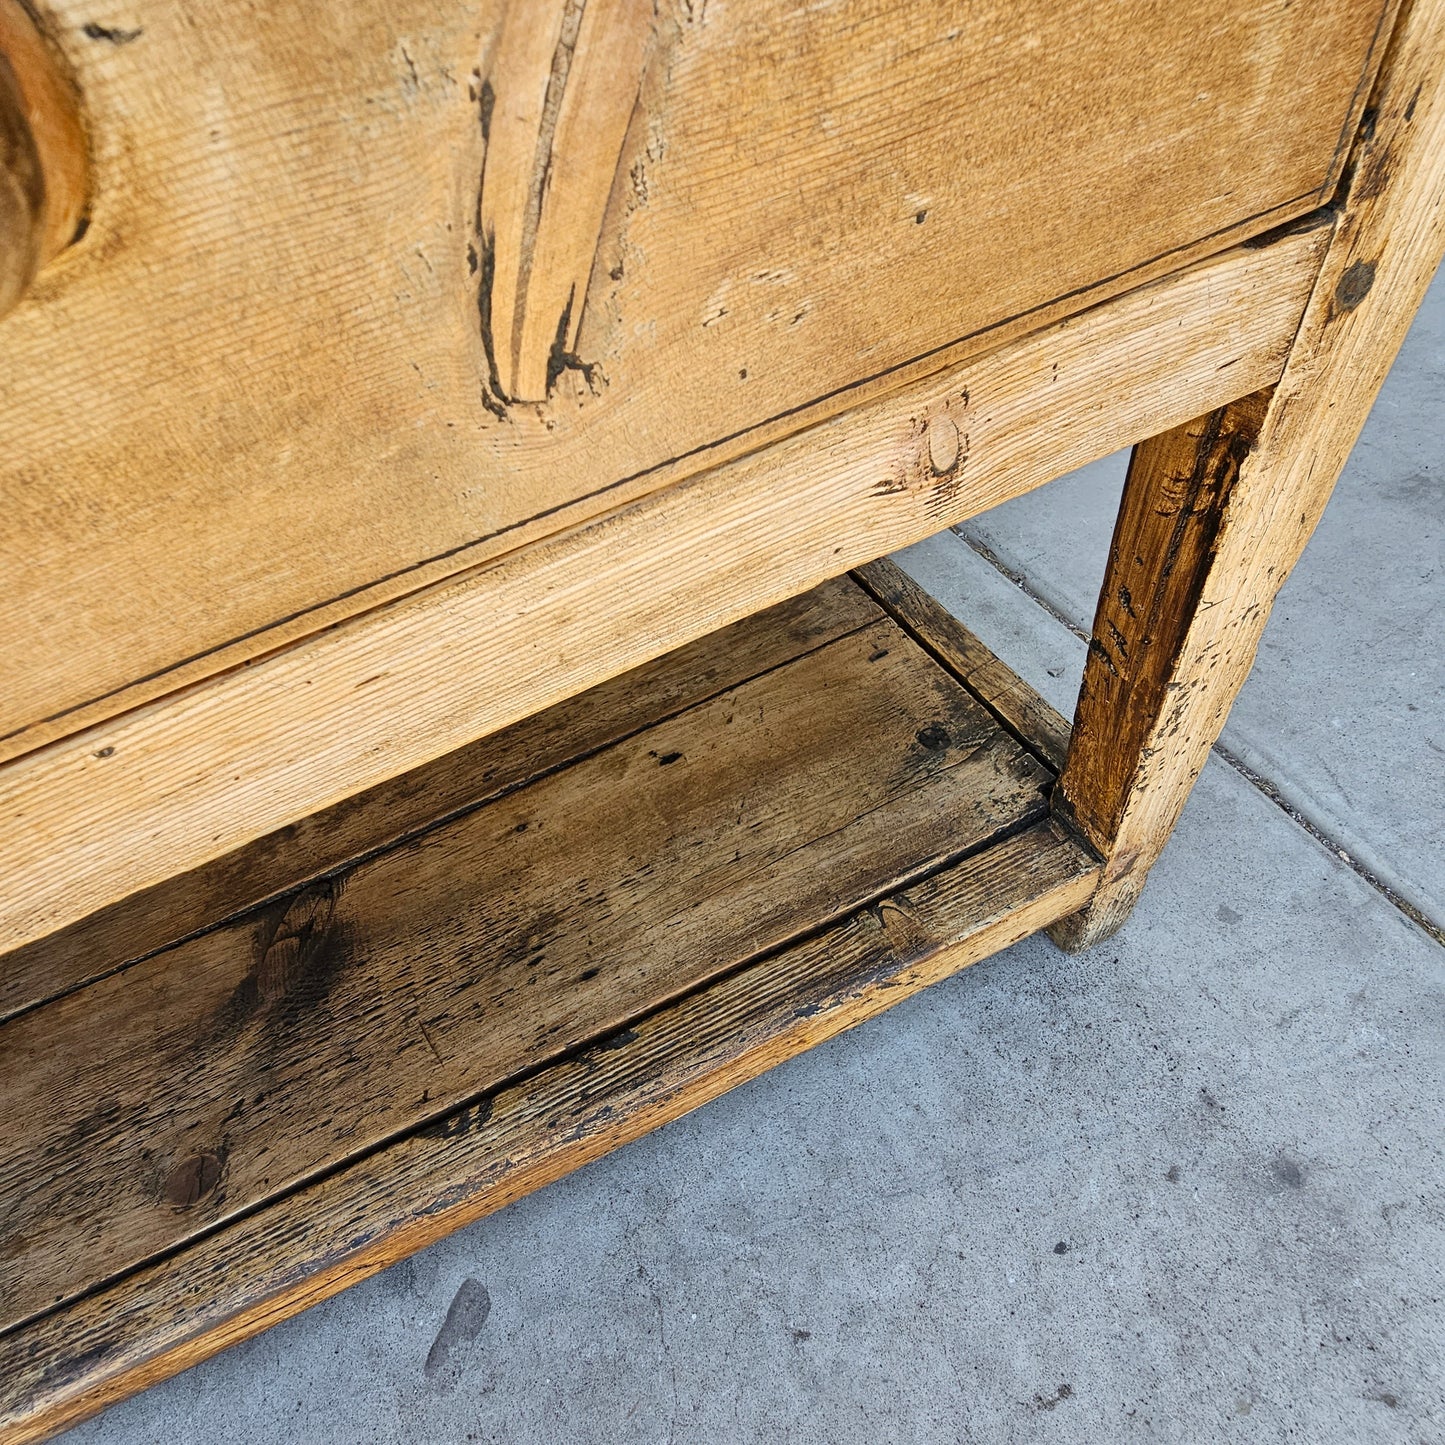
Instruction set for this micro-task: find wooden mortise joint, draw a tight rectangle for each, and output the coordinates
[0,0,86,319]
[476,0,653,404]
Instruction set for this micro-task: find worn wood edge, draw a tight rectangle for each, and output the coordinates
[850,557,1073,772]
[0,194,1335,767]
[0,822,1097,1445]
[0,223,1330,955]
[0,578,883,1023]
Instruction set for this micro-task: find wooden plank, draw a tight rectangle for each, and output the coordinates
[0,224,1331,955]
[0,820,1098,1445]
[1050,0,1445,950]
[1,576,880,1023]
[0,0,1392,752]
[852,557,1073,771]
[0,615,1051,1334]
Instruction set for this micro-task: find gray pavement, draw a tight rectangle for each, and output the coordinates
[67,272,1444,1443]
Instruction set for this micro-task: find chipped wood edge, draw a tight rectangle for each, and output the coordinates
[0,822,1097,1445]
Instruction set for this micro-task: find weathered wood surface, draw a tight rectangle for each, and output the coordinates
[0,609,1051,1334]
[0,0,1391,755]
[1052,391,1273,911]
[1,577,880,1023]
[0,821,1096,1445]
[0,571,1091,1439]
[1051,0,1445,949]
[853,557,1073,771]
[0,223,1331,956]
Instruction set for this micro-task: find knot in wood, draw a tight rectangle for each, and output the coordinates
[926,413,962,476]
[163,1151,224,1210]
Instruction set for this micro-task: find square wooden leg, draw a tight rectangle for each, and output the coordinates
[1050,0,1445,949]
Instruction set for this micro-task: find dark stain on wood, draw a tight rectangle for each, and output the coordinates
[80,21,143,43]
[854,558,1072,773]
[1333,257,1376,312]
[0,821,1095,1432]
[0,574,1095,1433]
[420,1098,494,1141]
[218,879,350,1035]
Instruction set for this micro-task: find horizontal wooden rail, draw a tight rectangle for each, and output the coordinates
[0,219,1331,953]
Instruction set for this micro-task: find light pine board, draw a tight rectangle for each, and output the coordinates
[0,0,1390,749]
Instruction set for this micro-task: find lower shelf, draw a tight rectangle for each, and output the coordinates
[0,561,1097,1443]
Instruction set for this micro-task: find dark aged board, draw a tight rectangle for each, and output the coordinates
[0,572,1095,1438]
[0,577,883,1023]
[0,831,1096,1444]
[0,576,1067,1329]
[2,618,1049,1327]
[0,0,1393,750]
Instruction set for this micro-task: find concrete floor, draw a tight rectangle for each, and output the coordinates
[68,270,1444,1443]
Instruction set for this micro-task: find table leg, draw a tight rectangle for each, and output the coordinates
[1049,0,1445,949]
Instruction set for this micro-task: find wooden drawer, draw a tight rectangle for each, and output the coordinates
[1,0,1391,754]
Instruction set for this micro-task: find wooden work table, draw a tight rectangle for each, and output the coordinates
[1,0,1441,1435]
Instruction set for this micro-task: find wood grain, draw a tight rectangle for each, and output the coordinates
[853,557,1073,771]
[0,0,1391,751]
[1,578,880,1023]
[0,822,1097,1445]
[0,0,86,317]
[1055,391,1272,854]
[480,0,654,401]
[0,224,1330,956]
[1050,0,1445,949]
[0,614,1050,1333]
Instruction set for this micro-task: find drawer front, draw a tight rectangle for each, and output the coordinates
[1,0,1390,749]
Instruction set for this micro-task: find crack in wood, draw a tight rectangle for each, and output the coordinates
[475,0,654,407]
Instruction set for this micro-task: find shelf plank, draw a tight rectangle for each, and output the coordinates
[0,610,1048,1335]
[0,573,1096,1440]
[0,821,1096,1445]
